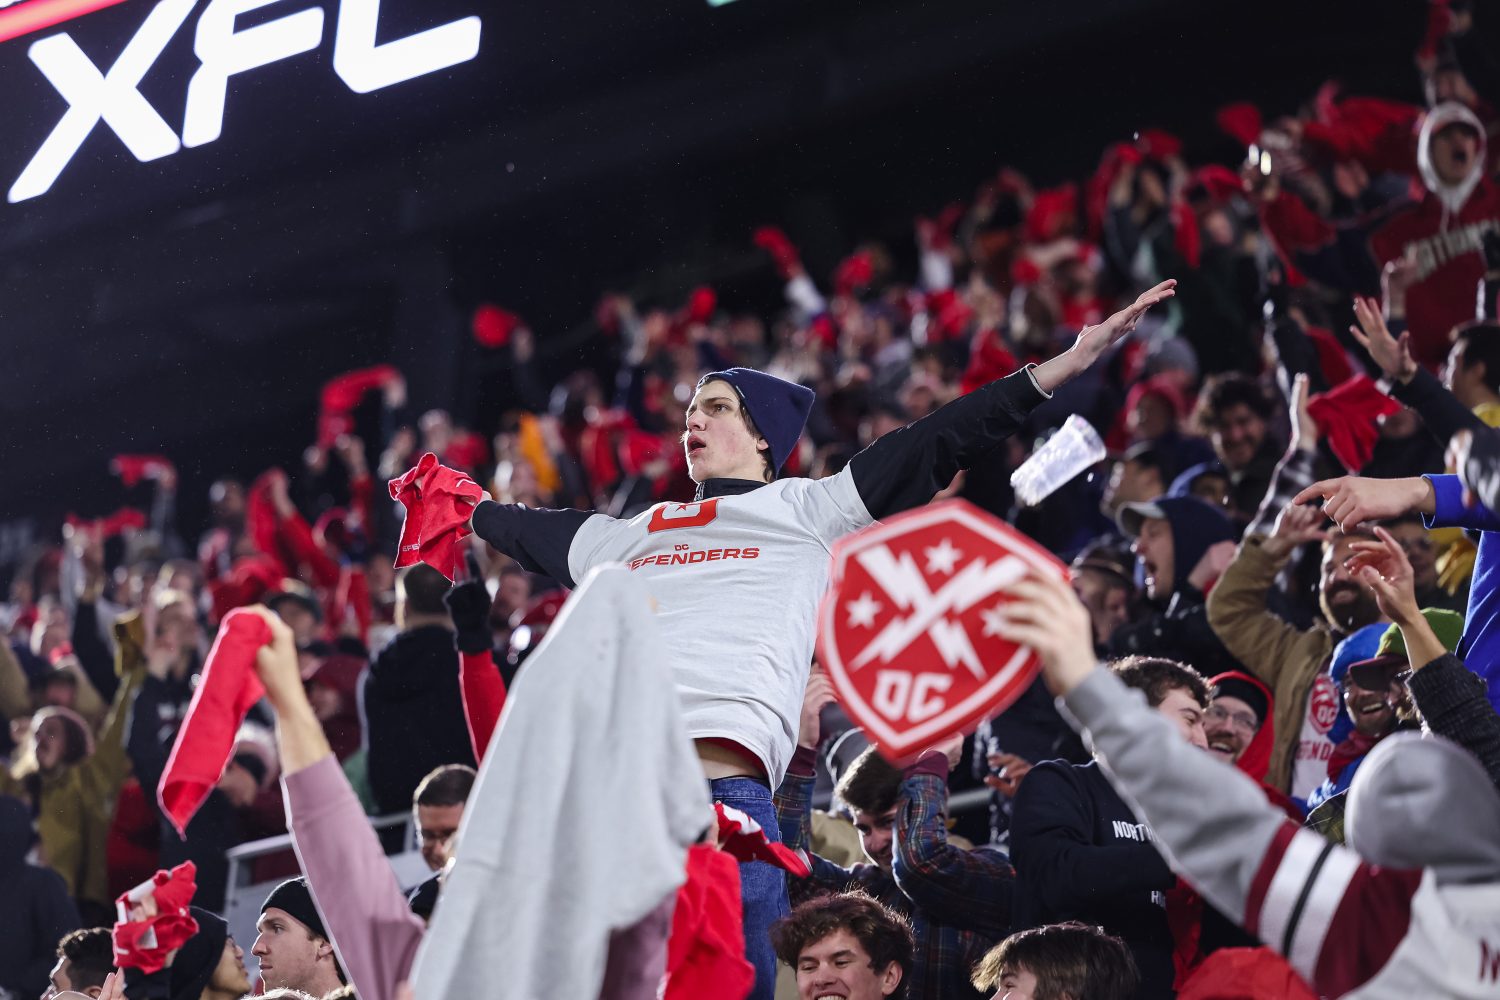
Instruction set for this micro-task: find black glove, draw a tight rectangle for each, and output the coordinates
[443,581,494,654]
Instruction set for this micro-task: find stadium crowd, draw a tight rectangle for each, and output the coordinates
[6,3,1500,998]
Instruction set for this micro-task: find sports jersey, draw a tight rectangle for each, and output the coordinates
[471,367,1051,783]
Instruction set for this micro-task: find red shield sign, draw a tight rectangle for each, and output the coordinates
[817,499,1069,762]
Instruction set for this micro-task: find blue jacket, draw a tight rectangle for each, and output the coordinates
[1423,474,1500,713]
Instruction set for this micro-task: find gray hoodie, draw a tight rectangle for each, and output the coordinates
[1062,668,1500,998]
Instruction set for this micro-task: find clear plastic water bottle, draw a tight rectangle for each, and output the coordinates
[1009,414,1107,507]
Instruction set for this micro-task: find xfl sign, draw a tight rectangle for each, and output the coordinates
[7,0,482,203]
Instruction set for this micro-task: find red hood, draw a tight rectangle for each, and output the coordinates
[1209,670,1275,784]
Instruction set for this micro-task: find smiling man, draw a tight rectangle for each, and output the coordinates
[465,281,1176,995]
[771,892,913,1000]
[252,877,344,998]
[1008,656,1208,999]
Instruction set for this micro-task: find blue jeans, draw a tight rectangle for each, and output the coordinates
[710,777,788,1000]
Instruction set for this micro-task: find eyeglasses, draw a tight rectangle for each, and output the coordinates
[1205,704,1257,733]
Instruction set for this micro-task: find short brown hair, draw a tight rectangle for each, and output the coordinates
[771,891,913,995]
[57,927,113,992]
[1192,373,1273,433]
[971,922,1138,999]
[1110,656,1208,708]
[413,764,476,809]
[834,746,904,816]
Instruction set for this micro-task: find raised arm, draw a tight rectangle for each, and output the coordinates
[1206,503,1329,690]
[996,571,1422,998]
[444,582,507,761]
[850,281,1175,519]
[469,503,591,587]
[1346,525,1500,786]
[243,606,424,1000]
[891,742,1013,938]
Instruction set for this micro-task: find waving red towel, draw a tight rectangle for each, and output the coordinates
[318,364,400,447]
[158,610,270,838]
[389,452,484,581]
[66,508,148,538]
[111,454,174,488]
[1307,374,1402,473]
[112,862,200,973]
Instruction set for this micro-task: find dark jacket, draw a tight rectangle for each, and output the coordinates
[0,795,80,999]
[1010,760,1176,1000]
[1409,652,1500,789]
[1111,496,1242,674]
[362,625,477,815]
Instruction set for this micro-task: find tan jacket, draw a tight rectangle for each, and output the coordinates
[0,614,146,908]
[1206,536,1336,795]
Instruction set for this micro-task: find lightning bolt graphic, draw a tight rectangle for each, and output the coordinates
[850,546,1028,680]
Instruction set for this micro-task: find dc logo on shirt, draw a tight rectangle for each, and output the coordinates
[1309,674,1339,735]
[647,500,720,533]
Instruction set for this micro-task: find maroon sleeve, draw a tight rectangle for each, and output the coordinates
[1244,823,1422,996]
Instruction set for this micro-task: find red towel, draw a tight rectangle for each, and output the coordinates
[66,508,147,538]
[712,803,810,878]
[1306,375,1403,473]
[158,611,271,838]
[111,454,174,488]
[111,862,200,973]
[318,364,400,447]
[662,845,755,1000]
[389,453,484,581]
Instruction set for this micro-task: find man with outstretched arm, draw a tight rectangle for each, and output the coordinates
[993,565,1500,999]
[465,280,1177,996]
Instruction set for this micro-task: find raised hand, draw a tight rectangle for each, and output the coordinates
[798,668,837,750]
[1262,502,1331,559]
[1344,527,1420,627]
[984,752,1033,797]
[918,732,965,772]
[1033,280,1177,393]
[1349,294,1416,385]
[242,605,304,714]
[991,573,1097,696]
[1291,476,1435,534]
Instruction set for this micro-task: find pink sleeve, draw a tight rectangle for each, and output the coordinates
[284,755,425,1000]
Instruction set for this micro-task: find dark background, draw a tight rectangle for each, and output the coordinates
[0,0,1454,549]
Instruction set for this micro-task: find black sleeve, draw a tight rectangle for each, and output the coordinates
[70,601,118,703]
[125,679,171,806]
[1409,653,1500,789]
[1390,365,1486,446]
[1463,426,1500,514]
[469,500,592,587]
[848,368,1047,520]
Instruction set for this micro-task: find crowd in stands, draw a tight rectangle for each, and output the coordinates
[6,2,1500,998]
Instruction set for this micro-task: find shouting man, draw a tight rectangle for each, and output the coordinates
[466,280,1177,994]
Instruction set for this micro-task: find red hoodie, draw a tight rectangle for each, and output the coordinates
[1263,102,1500,370]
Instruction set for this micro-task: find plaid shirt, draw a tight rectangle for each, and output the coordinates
[775,753,1012,1000]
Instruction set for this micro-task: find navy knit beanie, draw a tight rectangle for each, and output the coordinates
[261,876,329,940]
[697,368,815,474]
